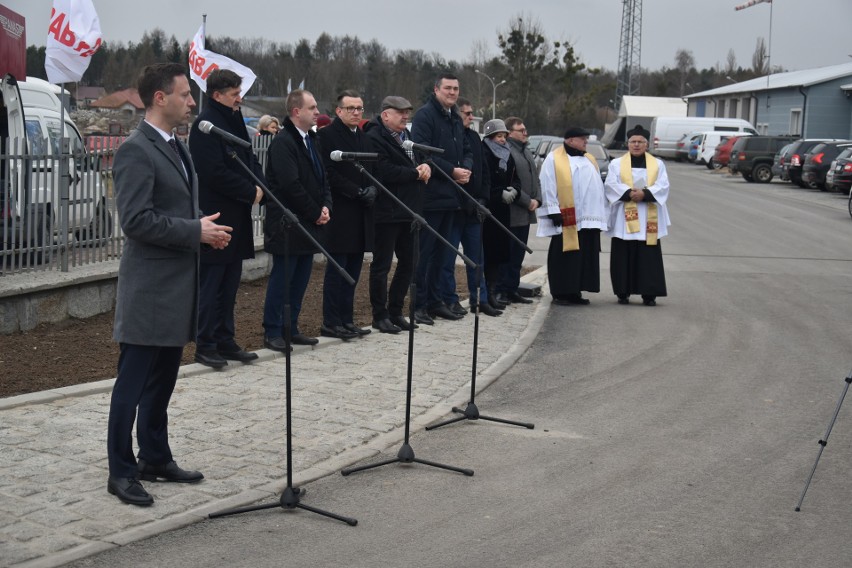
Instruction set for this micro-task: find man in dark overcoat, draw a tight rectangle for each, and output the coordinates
[262,89,331,348]
[189,69,264,368]
[317,90,376,339]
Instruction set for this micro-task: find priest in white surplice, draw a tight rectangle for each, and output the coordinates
[536,127,608,305]
[604,125,670,306]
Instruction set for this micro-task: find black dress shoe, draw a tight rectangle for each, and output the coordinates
[108,476,153,506]
[507,292,533,304]
[291,333,319,346]
[643,297,657,306]
[448,301,468,316]
[218,345,259,362]
[389,315,417,330]
[343,323,371,336]
[263,336,291,353]
[617,296,630,305]
[429,304,463,321]
[567,294,591,305]
[320,324,359,340]
[551,297,572,306]
[372,318,402,334]
[194,350,228,369]
[475,303,503,317]
[413,309,434,325]
[494,292,510,307]
[487,294,507,310]
[138,459,204,483]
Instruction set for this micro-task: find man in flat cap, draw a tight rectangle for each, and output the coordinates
[536,126,608,305]
[604,125,670,306]
[364,95,432,333]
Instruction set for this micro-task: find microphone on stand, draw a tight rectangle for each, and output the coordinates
[402,140,445,155]
[198,120,252,149]
[330,150,380,162]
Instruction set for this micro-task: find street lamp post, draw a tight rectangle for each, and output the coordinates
[475,69,506,121]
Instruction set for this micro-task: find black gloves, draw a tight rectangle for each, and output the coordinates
[357,185,377,206]
[547,213,563,227]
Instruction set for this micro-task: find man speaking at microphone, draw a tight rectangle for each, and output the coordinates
[189,69,264,368]
[108,63,232,506]
[317,90,376,340]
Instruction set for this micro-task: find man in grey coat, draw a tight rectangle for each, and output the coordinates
[496,116,541,305]
[107,63,233,506]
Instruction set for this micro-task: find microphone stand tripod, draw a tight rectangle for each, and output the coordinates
[424,158,535,431]
[795,367,852,511]
[208,147,358,526]
[340,160,475,478]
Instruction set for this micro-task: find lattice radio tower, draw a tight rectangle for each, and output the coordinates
[615,0,642,109]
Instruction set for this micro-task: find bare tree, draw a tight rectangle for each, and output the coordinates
[725,49,737,76]
[752,37,768,75]
[674,48,695,95]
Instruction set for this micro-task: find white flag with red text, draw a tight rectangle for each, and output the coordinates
[45,0,102,84]
[188,25,256,98]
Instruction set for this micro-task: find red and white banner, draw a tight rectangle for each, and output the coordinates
[0,5,26,80]
[45,0,102,84]
[188,25,256,98]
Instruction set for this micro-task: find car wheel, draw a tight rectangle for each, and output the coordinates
[848,191,852,220]
[741,172,754,182]
[752,163,773,183]
[75,199,114,246]
[705,158,715,170]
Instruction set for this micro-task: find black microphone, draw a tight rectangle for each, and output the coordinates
[330,150,380,162]
[402,139,445,154]
[198,120,252,149]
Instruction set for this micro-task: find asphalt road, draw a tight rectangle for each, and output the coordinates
[67,165,852,568]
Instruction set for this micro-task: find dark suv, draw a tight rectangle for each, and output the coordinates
[801,141,852,191]
[785,139,835,188]
[728,135,798,183]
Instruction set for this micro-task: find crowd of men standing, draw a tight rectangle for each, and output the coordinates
[105,63,671,506]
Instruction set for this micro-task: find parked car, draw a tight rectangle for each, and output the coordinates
[800,141,852,191]
[686,133,702,163]
[711,135,743,170]
[701,132,750,170]
[674,132,699,162]
[728,135,798,183]
[826,147,852,194]
[531,135,611,180]
[785,139,837,188]
[772,142,795,181]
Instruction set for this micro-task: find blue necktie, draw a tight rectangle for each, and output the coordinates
[305,135,323,183]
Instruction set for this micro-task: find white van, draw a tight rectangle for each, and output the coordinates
[650,116,757,159]
[1,75,110,257]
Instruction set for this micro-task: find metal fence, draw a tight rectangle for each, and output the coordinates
[0,132,274,276]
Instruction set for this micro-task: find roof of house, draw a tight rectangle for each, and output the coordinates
[619,96,687,118]
[90,88,144,110]
[687,62,852,99]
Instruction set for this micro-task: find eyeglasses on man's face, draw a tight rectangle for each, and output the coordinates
[340,106,365,113]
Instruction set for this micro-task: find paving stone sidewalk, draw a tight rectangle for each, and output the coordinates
[0,268,549,568]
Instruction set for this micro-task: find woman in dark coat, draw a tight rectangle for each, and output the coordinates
[481,119,520,308]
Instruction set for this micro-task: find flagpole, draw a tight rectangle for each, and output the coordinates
[198,13,207,114]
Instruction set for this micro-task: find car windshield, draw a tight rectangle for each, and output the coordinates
[586,143,607,159]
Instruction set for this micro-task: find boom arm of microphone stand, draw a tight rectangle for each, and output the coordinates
[225,148,356,286]
[426,158,533,254]
[352,161,476,268]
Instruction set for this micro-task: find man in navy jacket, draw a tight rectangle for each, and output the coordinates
[410,73,473,325]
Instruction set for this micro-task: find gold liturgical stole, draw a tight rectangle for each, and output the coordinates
[620,153,659,245]
[553,146,599,252]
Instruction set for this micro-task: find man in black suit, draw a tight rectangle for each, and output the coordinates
[108,63,233,506]
[364,96,431,333]
[317,90,376,340]
[189,69,264,368]
[262,90,331,349]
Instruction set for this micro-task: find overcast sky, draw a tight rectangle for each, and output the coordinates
[8,0,852,74]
